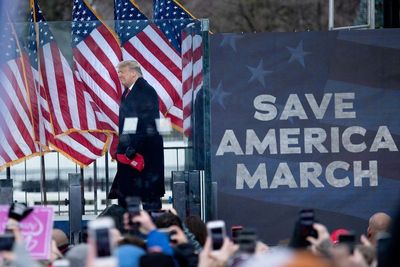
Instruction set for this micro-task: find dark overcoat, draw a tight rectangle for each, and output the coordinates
[108,77,165,200]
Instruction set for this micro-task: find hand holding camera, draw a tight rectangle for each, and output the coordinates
[133,211,156,234]
[199,236,238,267]
[207,220,226,251]
[236,228,257,254]
[0,203,33,253]
[8,203,34,222]
[290,209,319,248]
[126,197,141,225]
[161,225,187,245]
[0,232,15,252]
[87,217,117,267]
[306,223,332,255]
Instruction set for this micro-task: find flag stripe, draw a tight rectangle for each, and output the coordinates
[74,57,119,130]
[72,0,123,161]
[74,46,119,107]
[76,37,119,99]
[141,25,182,80]
[122,39,183,120]
[40,44,70,133]
[1,65,32,131]
[0,63,37,155]
[127,32,182,106]
[0,88,33,158]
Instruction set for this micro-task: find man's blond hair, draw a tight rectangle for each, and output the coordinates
[117,60,143,76]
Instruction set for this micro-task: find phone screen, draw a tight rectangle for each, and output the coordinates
[377,234,391,265]
[231,226,243,243]
[126,197,141,216]
[53,259,71,267]
[0,233,15,252]
[237,229,257,253]
[95,228,112,257]
[150,210,166,219]
[299,209,316,239]
[289,209,318,248]
[211,227,224,250]
[338,233,356,254]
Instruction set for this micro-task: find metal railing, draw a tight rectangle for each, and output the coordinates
[3,145,191,216]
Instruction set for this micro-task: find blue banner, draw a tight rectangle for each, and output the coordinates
[210,29,400,244]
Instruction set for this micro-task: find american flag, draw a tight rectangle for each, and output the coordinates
[153,0,203,136]
[28,0,108,167]
[31,1,94,135]
[72,0,123,134]
[0,19,40,169]
[115,0,183,131]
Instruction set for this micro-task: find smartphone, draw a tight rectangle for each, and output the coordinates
[231,225,243,244]
[53,259,70,267]
[158,228,178,243]
[299,209,317,239]
[289,209,318,248]
[377,232,391,265]
[126,197,141,216]
[88,217,115,259]
[0,232,15,251]
[207,220,226,250]
[126,196,141,226]
[150,210,167,219]
[237,228,257,254]
[338,232,356,254]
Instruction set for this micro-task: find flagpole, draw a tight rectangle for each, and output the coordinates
[200,18,212,221]
[31,0,47,205]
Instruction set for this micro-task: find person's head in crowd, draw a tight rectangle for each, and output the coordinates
[65,243,89,267]
[140,253,175,267]
[154,212,183,230]
[283,250,333,267]
[367,212,391,245]
[118,235,146,250]
[52,229,70,255]
[241,248,332,267]
[184,215,207,246]
[98,204,127,234]
[377,204,400,267]
[116,244,145,267]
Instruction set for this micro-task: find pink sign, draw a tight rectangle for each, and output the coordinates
[0,205,54,259]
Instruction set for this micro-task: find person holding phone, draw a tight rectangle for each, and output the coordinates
[108,60,165,211]
[124,210,174,256]
[198,231,238,267]
[0,203,41,267]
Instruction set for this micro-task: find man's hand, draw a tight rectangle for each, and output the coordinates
[198,238,217,267]
[8,203,33,222]
[125,146,136,159]
[209,237,239,265]
[255,241,269,255]
[129,210,156,234]
[167,225,188,245]
[306,223,332,255]
[198,237,239,267]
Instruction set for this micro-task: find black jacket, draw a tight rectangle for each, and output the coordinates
[108,77,165,200]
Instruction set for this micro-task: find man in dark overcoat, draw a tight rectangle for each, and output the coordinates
[108,60,165,210]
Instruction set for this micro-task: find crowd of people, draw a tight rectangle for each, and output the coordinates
[0,201,399,267]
